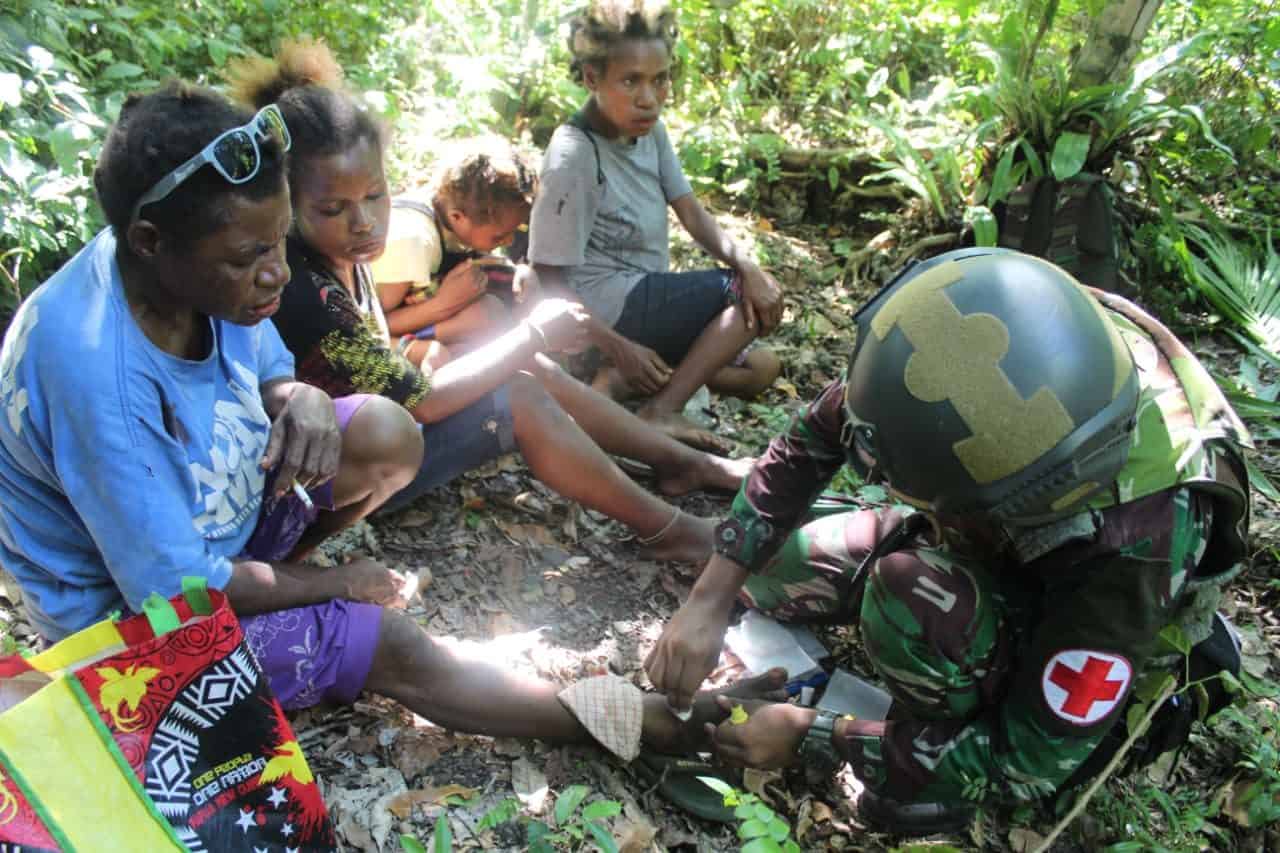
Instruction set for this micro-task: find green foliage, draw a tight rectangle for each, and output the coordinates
[698,776,801,853]
[1167,225,1280,354]
[399,786,623,853]
[0,0,422,326]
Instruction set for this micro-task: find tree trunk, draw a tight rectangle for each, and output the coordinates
[1070,0,1165,87]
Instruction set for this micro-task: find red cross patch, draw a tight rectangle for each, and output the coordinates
[1041,650,1132,726]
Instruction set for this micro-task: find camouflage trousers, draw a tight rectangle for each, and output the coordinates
[740,496,1008,721]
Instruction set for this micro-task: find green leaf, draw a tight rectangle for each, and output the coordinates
[1246,455,1280,503]
[431,815,452,853]
[767,816,791,841]
[581,800,622,822]
[828,165,839,192]
[554,785,589,825]
[968,205,998,247]
[1050,132,1091,181]
[477,798,520,830]
[753,803,776,821]
[1159,624,1192,656]
[48,121,93,172]
[399,835,428,853]
[102,62,145,80]
[698,775,734,797]
[735,802,756,820]
[1265,19,1280,50]
[585,820,620,853]
[741,840,784,853]
[739,818,770,839]
[1018,139,1045,179]
[986,146,1017,205]
[866,67,888,98]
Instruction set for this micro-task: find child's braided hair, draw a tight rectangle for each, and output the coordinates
[433,138,538,225]
[568,0,679,83]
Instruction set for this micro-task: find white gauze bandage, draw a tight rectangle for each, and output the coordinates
[557,675,645,762]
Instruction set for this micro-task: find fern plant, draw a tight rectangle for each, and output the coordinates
[1176,226,1280,355]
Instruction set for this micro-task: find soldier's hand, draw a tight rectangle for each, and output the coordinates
[706,698,814,769]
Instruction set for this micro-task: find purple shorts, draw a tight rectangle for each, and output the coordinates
[239,393,385,709]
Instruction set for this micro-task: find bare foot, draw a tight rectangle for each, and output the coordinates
[640,512,715,563]
[640,667,789,754]
[639,410,735,456]
[654,451,755,497]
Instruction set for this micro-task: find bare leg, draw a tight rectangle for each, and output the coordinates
[404,339,452,371]
[638,303,754,420]
[707,347,782,399]
[364,610,788,747]
[434,294,510,345]
[527,354,751,494]
[507,374,714,562]
[290,397,423,558]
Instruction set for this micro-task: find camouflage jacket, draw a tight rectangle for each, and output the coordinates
[716,291,1251,805]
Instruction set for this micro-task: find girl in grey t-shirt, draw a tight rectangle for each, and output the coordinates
[529,0,783,449]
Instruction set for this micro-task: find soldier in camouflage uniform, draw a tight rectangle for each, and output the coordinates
[645,248,1251,832]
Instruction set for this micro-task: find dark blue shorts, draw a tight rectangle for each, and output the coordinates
[613,268,738,366]
[379,384,518,513]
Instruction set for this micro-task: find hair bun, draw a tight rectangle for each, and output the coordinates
[226,37,344,109]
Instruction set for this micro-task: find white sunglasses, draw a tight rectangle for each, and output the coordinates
[130,104,292,224]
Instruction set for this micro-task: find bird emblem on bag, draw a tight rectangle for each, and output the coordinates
[96,664,161,732]
[260,741,314,785]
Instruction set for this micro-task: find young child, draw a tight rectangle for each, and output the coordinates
[372,139,539,368]
[530,0,783,441]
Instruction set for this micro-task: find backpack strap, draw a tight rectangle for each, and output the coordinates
[392,197,434,218]
[1046,174,1103,273]
[999,176,1046,252]
[567,111,605,186]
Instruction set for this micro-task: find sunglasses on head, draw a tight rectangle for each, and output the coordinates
[129,104,292,225]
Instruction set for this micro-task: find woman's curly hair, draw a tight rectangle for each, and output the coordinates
[225,38,384,186]
[568,0,679,83]
[433,137,539,225]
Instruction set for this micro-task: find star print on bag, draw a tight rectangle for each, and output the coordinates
[1041,649,1133,726]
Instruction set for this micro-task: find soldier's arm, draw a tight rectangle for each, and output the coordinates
[715,379,851,571]
[831,488,1205,805]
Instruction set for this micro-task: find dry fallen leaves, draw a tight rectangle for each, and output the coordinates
[1008,826,1049,852]
[512,756,550,813]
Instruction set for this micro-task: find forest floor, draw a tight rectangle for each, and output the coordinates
[1,211,1276,852]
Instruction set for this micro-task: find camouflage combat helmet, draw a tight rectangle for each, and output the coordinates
[842,247,1139,524]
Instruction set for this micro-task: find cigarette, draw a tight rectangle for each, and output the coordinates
[291,479,314,510]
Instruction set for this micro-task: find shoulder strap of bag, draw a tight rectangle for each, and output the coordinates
[567,111,605,187]
[1046,173,1103,273]
[999,176,1047,252]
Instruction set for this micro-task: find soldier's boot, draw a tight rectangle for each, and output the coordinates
[857,790,975,836]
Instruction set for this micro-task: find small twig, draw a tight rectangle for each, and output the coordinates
[895,233,956,266]
[1031,677,1178,853]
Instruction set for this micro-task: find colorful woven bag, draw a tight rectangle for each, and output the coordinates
[0,578,336,852]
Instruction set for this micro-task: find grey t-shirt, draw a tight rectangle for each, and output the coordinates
[529,120,693,326]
